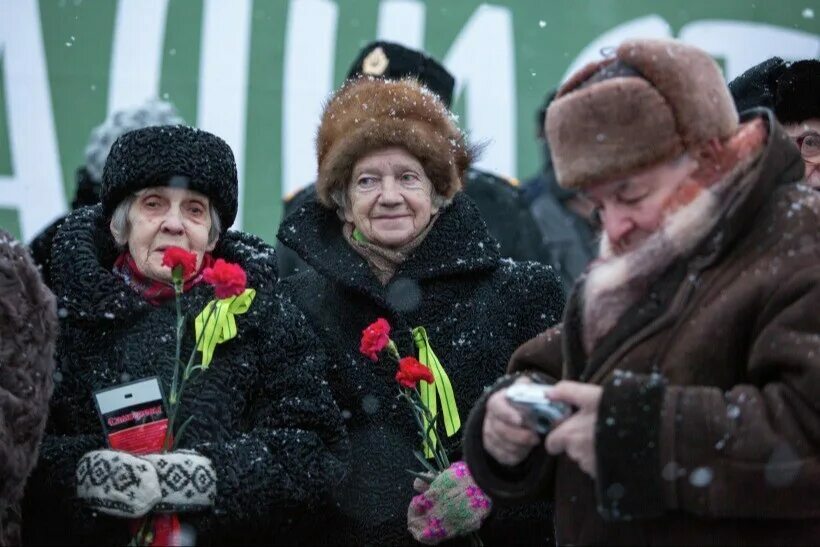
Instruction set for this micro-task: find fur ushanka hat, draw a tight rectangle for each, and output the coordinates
[101,125,238,231]
[547,38,739,190]
[314,77,474,208]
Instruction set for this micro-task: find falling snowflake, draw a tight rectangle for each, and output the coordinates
[688,467,713,487]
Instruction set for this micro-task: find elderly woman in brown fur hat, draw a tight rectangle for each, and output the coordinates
[277,77,564,545]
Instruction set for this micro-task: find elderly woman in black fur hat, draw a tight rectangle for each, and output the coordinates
[277,77,564,545]
[22,125,347,545]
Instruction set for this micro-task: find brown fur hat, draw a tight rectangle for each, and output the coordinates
[547,38,738,190]
[315,77,473,208]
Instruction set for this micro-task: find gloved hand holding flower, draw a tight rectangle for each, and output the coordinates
[142,449,217,513]
[407,461,491,545]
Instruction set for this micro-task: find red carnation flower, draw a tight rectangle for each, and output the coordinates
[395,357,434,389]
[359,318,391,362]
[162,246,197,279]
[203,259,247,298]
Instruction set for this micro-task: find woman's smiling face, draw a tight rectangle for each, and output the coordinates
[345,147,438,248]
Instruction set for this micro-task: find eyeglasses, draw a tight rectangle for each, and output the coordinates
[794,131,820,161]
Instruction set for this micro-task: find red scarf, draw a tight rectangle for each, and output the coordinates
[113,251,214,305]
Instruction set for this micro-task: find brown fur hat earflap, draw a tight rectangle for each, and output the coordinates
[315,77,474,208]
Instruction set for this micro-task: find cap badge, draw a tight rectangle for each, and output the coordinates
[362,46,389,76]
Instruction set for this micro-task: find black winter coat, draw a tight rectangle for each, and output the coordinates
[277,193,564,545]
[521,169,597,295]
[22,205,348,545]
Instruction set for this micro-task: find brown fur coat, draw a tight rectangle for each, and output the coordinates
[0,231,56,545]
[465,111,820,545]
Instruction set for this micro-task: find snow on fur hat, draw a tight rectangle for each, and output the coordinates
[547,38,738,190]
[84,99,184,183]
[315,77,474,208]
[101,125,238,231]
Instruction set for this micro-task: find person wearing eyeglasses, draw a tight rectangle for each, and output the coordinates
[730,58,820,188]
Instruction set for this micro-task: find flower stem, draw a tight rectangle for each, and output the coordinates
[412,387,450,467]
[168,272,184,405]
[130,515,154,546]
[164,273,184,452]
[164,299,217,451]
[401,388,449,470]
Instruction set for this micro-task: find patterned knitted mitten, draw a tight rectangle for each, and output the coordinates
[142,450,217,512]
[76,449,161,518]
[407,461,492,545]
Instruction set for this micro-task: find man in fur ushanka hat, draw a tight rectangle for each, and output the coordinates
[464,38,820,546]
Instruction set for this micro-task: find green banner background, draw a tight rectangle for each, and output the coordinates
[0,0,817,242]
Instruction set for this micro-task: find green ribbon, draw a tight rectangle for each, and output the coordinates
[194,288,256,368]
[412,326,461,458]
[352,227,368,243]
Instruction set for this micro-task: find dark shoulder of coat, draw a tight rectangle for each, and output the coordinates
[521,170,597,293]
[27,215,65,289]
[276,183,318,278]
[462,168,547,264]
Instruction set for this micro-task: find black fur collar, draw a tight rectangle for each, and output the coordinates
[277,192,501,296]
[51,204,278,323]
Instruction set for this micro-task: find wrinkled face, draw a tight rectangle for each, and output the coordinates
[584,155,698,256]
[345,147,439,248]
[112,186,215,282]
[783,119,820,189]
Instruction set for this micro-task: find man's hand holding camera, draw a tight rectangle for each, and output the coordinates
[483,379,603,478]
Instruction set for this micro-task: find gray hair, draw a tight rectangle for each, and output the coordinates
[110,194,221,248]
[330,185,452,220]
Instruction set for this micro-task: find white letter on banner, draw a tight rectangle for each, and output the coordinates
[282,0,338,198]
[679,21,820,81]
[108,0,168,113]
[377,0,425,50]
[443,5,516,177]
[197,0,252,230]
[0,0,65,240]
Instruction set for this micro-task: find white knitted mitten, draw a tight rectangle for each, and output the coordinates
[76,449,161,518]
[142,450,217,513]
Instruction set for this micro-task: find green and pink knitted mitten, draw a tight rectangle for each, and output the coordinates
[407,461,492,545]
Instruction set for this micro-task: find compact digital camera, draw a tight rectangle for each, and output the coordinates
[506,382,573,435]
